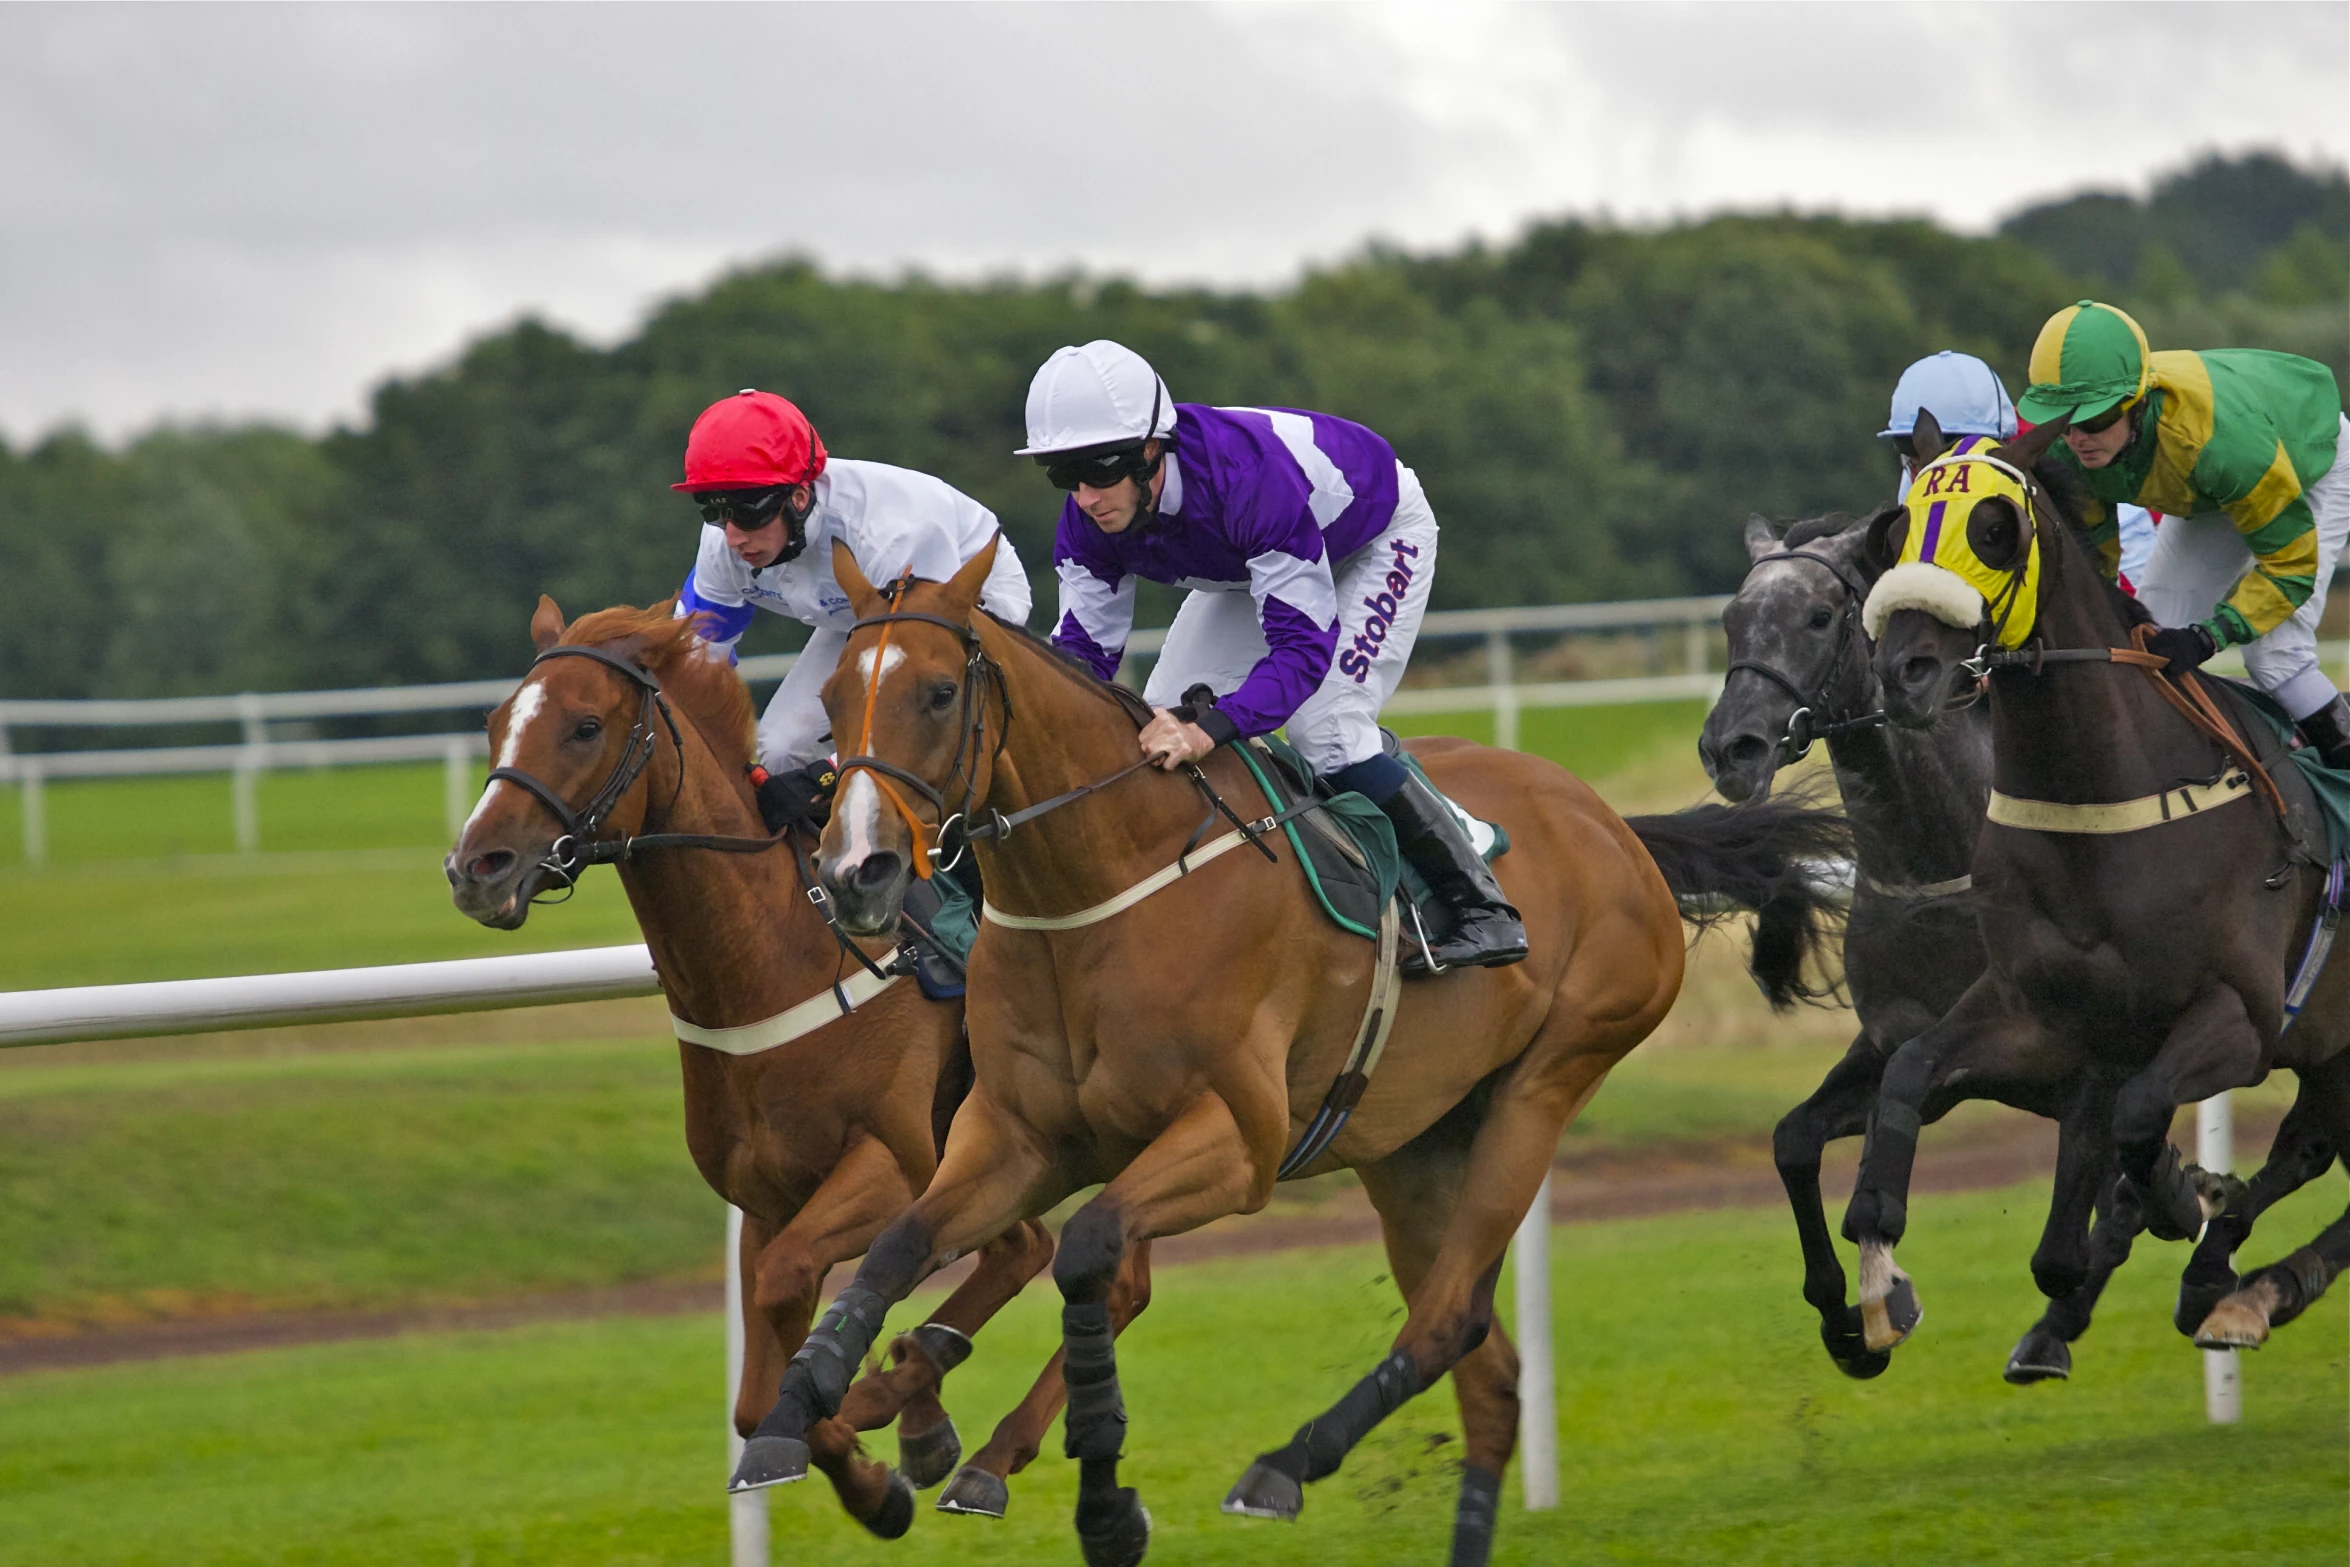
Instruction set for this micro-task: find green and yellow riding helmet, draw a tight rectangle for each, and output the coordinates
[2018,300,2152,428]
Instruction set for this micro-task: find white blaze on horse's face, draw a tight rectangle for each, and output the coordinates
[836,771,883,867]
[463,679,548,835]
[856,643,905,688]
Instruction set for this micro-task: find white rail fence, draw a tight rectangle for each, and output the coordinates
[0,597,1734,868]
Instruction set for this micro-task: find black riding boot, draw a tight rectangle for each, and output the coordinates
[2298,693,2350,772]
[1380,774,1528,973]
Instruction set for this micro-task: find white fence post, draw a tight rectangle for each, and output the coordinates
[19,764,47,869]
[725,1205,769,1566]
[1513,1172,1558,1510]
[443,738,474,840]
[1486,631,1519,754]
[2198,1093,2241,1424]
[232,760,262,855]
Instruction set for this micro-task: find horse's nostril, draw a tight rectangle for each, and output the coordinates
[1900,657,1941,692]
[467,849,516,882]
[852,852,903,892]
[1725,734,1770,765]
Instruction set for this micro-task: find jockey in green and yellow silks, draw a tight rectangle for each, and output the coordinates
[2021,300,2350,765]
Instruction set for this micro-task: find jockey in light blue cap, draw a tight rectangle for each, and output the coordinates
[1881,351,2017,502]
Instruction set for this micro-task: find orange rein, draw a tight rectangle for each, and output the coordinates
[840,575,938,880]
[2114,623,2290,823]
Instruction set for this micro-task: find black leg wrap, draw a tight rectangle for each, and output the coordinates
[910,1321,974,1377]
[778,1285,891,1422]
[1062,1301,1127,1462]
[1447,1463,1502,1567]
[2267,1247,2335,1329]
[1280,1349,1423,1485]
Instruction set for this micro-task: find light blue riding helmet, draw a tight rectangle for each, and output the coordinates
[1879,351,2019,442]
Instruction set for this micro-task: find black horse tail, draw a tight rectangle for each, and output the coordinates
[1624,789,1852,1011]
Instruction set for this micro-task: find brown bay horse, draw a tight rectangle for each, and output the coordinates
[729,540,1849,1567]
[444,598,1107,1535]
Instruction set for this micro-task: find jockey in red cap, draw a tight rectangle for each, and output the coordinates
[672,389,1032,833]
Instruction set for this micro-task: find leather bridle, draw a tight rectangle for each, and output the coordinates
[1723,547,1889,764]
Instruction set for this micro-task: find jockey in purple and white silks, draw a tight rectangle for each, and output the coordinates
[669,389,1032,834]
[1021,339,1525,971]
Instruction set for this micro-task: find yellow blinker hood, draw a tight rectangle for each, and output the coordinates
[1887,436,2043,649]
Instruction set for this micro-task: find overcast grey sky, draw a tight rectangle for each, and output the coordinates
[2,2,2342,444]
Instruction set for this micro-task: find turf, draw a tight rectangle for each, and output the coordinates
[0,1179,2340,1566]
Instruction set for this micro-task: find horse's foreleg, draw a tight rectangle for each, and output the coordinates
[2178,1079,2337,1334]
[834,1217,1056,1488]
[738,1133,922,1535]
[1057,1090,1270,1567]
[2113,985,2267,1243]
[2009,1166,2137,1384]
[730,1087,1068,1496]
[1844,982,2053,1358]
[2195,1050,2350,1349]
[2003,1073,2120,1383]
[936,1241,1155,1521]
[1773,1030,1892,1378]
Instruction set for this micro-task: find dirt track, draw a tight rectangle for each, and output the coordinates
[0,1112,2173,1379]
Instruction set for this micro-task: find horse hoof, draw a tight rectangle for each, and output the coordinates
[2003,1328,2071,1385]
[728,1435,810,1493]
[860,1469,917,1540]
[1832,1346,1892,1380]
[1221,1458,1304,1521]
[2194,1292,2273,1351]
[898,1414,962,1489]
[936,1464,1009,1519]
[1076,1486,1151,1567]
[1860,1275,1922,1353]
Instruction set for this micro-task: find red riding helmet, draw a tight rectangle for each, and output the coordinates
[672,389,829,492]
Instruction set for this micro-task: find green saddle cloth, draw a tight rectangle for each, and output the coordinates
[1236,733,1509,941]
[2215,680,2350,863]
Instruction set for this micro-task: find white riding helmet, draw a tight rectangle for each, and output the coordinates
[1879,351,2018,442]
[1016,340,1177,456]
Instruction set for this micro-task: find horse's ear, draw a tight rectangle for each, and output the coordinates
[942,532,1003,616]
[1744,513,1778,562]
[530,595,565,652]
[1910,408,1951,465]
[1863,504,1909,573]
[831,540,883,618]
[2000,415,2070,470]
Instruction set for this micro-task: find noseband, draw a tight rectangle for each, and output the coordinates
[1723,548,1888,763]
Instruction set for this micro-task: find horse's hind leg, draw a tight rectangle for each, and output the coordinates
[2111,986,2269,1243]
[2176,1080,2336,1334]
[1348,1113,1524,1567]
[934,1241,1155,1520]
[2008,1167,2138,1384]
[834,1216,1057,1488]
[1773,1029,1892,1378]
[2195,1051,2350,1349]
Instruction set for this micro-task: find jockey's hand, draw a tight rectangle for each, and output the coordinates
[2145,623,2217,676]
[1138,708,1217,771]
[753,761,838,833]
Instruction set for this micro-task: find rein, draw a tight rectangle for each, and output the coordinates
[1724,547,1889,762]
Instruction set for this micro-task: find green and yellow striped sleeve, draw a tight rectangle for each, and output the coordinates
[2204,437,2317,645]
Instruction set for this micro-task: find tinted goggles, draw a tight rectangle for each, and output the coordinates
[2074,400,2133,435]
[696,487,792,528]
[1039,446,1149,493]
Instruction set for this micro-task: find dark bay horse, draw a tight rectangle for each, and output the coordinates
[444,598,1102,1534]
[1853,416,2350,1361]
[1704,510,2154,1382]
[729,540,1847,1567]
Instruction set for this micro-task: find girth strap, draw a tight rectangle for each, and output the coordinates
[1987,770,2254,834]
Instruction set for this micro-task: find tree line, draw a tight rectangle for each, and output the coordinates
[2,152,2342,702]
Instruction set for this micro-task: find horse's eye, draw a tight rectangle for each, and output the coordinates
[1808,607,1834,630]
[572,717,603,741]
[927,682,959,713]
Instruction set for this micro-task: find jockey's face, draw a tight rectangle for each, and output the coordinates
[724,513,789,568]
[1074,441,1166,535]
[2064,405,2136,469]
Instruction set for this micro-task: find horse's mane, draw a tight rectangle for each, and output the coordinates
[562,601,758,768]
[977,609,1156,730]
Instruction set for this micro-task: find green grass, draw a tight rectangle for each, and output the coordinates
[1386,698,1713,784]
[0,1181,2340,1566]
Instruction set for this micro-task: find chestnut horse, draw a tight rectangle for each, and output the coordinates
[445,597,1125,1535]
[728,541,1848,1567]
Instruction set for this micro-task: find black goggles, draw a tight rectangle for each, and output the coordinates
[2074,401,2133,435]
[1038,445,1150,493]
[696,488,792,528]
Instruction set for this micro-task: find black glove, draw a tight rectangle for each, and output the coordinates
[753,761,837,834]
[2144,623,2217,676]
